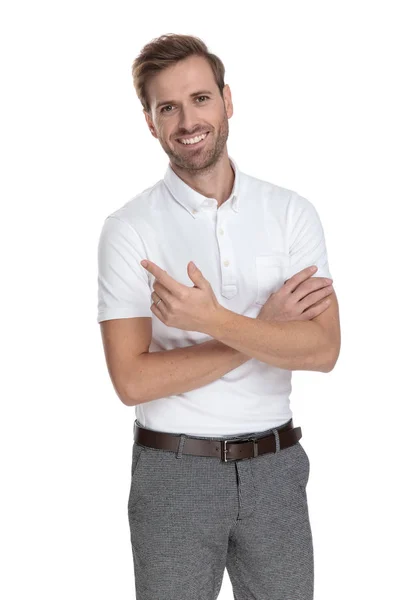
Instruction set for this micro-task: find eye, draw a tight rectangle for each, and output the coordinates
[160,96,209,114]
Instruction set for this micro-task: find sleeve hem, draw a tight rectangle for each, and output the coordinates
[97,308,152,323]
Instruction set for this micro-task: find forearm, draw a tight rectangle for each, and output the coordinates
[206,308,333,372]
[128,339,251,406]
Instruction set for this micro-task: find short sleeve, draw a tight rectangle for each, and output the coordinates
[285,192,332,281]
[97,216,152,323]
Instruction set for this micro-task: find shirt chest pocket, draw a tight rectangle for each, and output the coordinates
[255,254,289,306]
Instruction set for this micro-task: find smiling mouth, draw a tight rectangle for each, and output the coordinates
[176,132,210,147]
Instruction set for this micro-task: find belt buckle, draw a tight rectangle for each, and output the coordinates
[221,437,258,462]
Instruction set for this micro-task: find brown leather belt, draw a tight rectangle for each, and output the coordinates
[134,419,302,462]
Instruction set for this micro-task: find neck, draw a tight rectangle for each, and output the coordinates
[170,150,234,208]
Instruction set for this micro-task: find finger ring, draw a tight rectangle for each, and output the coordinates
[155,298,162,306]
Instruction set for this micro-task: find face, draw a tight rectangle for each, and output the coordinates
[144,55,233,172]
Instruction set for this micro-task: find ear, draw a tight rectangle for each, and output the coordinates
[223,84,233,119]
[143,109,158,139]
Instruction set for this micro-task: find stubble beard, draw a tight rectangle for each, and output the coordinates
[160,111,229,175]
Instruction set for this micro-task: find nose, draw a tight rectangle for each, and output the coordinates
[178,104,199,135]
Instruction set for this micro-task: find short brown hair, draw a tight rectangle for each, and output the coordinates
[131,33,226,113]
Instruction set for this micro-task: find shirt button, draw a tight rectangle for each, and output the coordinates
[223,260,230,267]
[192,209,198,214]
[218,228,224,235]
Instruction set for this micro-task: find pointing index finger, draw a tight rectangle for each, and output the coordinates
[140,260,183,294]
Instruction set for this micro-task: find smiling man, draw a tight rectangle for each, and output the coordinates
[143,54,233,203]
[97,33,340,600]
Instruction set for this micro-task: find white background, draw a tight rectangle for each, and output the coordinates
[1,1,399,598]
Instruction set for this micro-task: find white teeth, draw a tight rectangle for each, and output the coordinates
[179,133,207,145]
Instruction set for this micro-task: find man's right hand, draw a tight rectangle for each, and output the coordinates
[256,266,334,322]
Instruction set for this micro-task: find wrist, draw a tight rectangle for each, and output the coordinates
[204,305,232,339]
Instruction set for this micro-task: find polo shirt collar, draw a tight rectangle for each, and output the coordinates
[163,155,240,217]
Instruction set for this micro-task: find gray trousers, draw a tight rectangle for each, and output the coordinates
[127,418,313,600]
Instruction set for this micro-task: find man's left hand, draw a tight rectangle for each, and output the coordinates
[140,259,224,334]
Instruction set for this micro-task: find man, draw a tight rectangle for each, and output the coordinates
[97,33,340,600]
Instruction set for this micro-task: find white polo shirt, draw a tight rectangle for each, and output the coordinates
[97,156,332,436]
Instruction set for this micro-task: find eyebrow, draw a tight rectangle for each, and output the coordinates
[155,90,213,110]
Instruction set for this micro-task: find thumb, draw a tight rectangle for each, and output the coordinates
[188,261,209,291]
[188,261,202,282]
[188,261,198,274]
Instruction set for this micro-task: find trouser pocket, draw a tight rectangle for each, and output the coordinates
[127,444,145,512]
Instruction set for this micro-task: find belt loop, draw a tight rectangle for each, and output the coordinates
[272,428,280,453]
[176,434,186,459]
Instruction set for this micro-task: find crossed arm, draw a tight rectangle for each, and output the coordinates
[113,290,341,406]
[204,289,341,373]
